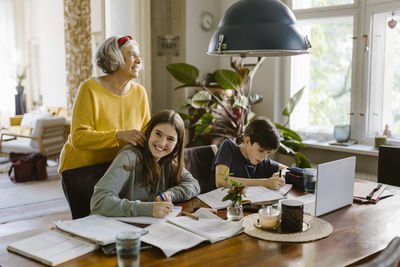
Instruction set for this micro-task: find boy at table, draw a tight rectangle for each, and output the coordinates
[210,117,287,190]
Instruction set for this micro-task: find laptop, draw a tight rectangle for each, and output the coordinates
[295,156,356,217]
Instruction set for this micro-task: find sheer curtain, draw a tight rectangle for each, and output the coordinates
[0,0,17,126]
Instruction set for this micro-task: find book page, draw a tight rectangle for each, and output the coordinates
[55,215,148,245]
[167,213,243,243]
[244,186,285,204]
[7,230,98,266]
[114,206,182,225]
[196,188,230,209]
[140,221,207,257]
[197,186,285,209]
[273,184,292,196]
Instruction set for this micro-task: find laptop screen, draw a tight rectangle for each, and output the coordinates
[315,156,356,216]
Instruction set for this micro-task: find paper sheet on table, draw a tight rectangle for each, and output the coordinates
[55,214,147,245]
[167,210,243,243]
[114,206,182,225]
[141,208,243,257]
[7,230,98,266]
[273,184,292,196]
[141,221,207,257]
[197,186,284,210]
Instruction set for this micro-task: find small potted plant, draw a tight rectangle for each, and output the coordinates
[221,169,246,221]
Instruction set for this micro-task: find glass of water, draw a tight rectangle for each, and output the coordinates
[116,231,141,267]
[303,168,317,193]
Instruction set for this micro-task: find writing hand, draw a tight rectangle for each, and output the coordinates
[264,176,286,190]
[116,129,146,146]
[152,202,174,217]
[155,192,172,202]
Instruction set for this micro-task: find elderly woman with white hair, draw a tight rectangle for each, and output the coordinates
[58,35,150,175]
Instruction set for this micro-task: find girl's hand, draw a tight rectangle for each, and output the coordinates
[264,176,286,190]
[116,129,146,146]
[152,202,174,217]
[155,193,172,202]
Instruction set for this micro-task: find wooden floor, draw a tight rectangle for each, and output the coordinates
[0,163,70,224]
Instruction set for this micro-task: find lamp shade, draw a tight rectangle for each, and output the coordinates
[207,0,311,57]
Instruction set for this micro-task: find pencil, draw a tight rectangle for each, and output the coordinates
[181,211,199,220]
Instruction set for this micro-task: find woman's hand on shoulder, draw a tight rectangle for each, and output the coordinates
[116,129,146,146]
[152,202,174,218]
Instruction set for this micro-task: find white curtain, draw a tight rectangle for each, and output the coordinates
[0,0,17,126]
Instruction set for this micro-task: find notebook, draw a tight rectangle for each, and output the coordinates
[295,156,356,217]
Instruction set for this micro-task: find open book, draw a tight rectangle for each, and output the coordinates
[114,206,182,225]
[7,214,147,266]
[141,208,243,257]
[197,186,286,210]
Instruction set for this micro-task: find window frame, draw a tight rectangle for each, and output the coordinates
[284,0,400,146]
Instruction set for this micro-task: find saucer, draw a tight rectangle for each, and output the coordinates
[254,219,310,233]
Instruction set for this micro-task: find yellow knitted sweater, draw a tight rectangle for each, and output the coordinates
[58,78,150,174]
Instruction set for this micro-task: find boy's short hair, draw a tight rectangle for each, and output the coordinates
[244,117,280,150]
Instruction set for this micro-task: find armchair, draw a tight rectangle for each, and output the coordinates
[0,116,67,159]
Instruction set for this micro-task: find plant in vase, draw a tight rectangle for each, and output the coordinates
[221,169,246,221]
[16,66,27,94]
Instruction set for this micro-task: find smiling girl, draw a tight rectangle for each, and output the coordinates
[90,110,200,218]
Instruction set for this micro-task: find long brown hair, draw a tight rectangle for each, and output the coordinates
[125,110,185,192]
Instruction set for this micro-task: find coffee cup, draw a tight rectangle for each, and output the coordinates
[280,199,304,233]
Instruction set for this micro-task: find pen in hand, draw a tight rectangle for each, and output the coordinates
[158,190,166,202]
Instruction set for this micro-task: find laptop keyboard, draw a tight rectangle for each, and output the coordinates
[292,194,316,216]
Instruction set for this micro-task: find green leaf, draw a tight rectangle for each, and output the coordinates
[194,112,214,135]
[294,152,311,168]
[191,91,212,108]
[177,112,190,120]
[282,140,307,150]
[233,95,248,109]
[275,123,302,142]
[282,86,305,117]
[278,142,295,155]
[214,69,242,90]
[166,63,199,85]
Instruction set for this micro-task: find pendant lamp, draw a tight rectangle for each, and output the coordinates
[207,0,311,57]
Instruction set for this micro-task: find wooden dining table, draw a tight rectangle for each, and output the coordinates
[1,182,400,267]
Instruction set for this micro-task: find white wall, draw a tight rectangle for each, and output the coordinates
[186,0,221,81]
[108,0,134,36]
[24,0,67,108]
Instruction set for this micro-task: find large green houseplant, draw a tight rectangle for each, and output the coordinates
[167,58,265,144]
[166,59,310,168]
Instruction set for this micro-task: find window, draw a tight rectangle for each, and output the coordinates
[368,9,400,139]
[0,0,17,126]
[289,0,400,144]
[293,0,354,10]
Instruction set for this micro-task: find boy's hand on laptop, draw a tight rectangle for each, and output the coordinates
[264,176,286,190]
